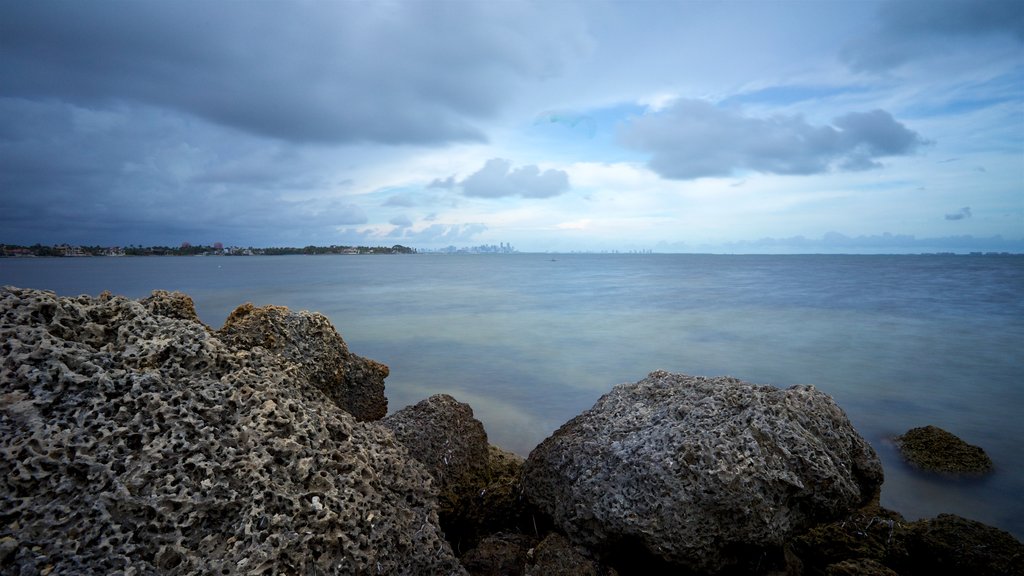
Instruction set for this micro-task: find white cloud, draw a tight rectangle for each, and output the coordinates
[461,158,571,198]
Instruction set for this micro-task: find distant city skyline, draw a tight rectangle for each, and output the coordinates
[1,1,1021,253]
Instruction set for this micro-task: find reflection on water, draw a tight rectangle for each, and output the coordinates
[2,253,1022,538]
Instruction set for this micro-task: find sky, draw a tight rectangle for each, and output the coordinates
[1,0,1022,253]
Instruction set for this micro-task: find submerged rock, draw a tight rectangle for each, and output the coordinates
[0,286,464,575]
[218,302,389,421]
[523,371,884,574]
[894,425,993,475]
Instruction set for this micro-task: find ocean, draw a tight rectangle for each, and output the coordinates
[2,253,1022,538]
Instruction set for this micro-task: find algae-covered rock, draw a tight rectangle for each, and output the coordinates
[825,558,899,576]
[460,532,537,576]
[0,286,465,575]
[895,514,1024,576]
[218,302,389,421]
[789,503,910,574]
[894,425,993,475]
[523,371,884,574]
[791,505,1024,576]
[525,532,616,576]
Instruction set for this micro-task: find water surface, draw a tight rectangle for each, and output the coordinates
[3,253,1021,537]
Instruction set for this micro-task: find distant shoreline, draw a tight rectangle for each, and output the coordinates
[2,246,1020,258]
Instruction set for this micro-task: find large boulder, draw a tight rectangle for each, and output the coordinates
[523,371,884,574]
[218,302,389,421]
[0,287,465,575]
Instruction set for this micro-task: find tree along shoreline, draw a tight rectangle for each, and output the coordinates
[1,243,416,257]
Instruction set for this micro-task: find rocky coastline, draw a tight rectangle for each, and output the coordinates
[1,286,1021,575]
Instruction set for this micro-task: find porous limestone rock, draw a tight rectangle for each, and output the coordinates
[141,289,203,324]
[894,425,993,475]
[0,286,465,575]
[383,394,499,552]
[383,394,490,494]
[523,371,884,574]
[218,302,389,421]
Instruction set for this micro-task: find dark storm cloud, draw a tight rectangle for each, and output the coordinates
[461,158,571,198]
[0,97,366,246]
[618,100,926,180]
[0,1,586,145]
[945,207,972,220]
[842,0,1024,71]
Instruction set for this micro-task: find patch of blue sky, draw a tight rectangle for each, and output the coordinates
[719,84,872,108]
[520,102,649,164]
[903,67,1024,119]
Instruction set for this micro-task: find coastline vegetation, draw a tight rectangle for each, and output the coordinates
[0,243,417,257]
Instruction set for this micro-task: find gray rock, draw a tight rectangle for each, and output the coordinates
[0,286,465,575]
[383,394,490,494]
[523,370,883,574]
[218,302,389,421]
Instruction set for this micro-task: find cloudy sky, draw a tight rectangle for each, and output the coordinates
[2,0,1021,252]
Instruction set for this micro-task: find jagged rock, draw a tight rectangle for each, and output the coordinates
[461,532,616,576]
[141,290,203,324]
[460,532,537,576]
[789,503,909,572]
[440,444,532,554]
[894,425,993,475]
[382,394,490,492]
[895,514,1024,576]
[218,302,388,421]
[383,394,498,552]
[0,287,465,575]
[476,446,530,535]
[525,532,616,576]
[523,371,884,574]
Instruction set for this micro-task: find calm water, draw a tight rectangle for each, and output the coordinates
[2,254,1022,538]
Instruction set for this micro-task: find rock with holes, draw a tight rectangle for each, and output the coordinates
[382,394,490,494]
[0,286,465,575]
[523,371,884,574]
[218,302,389,421]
